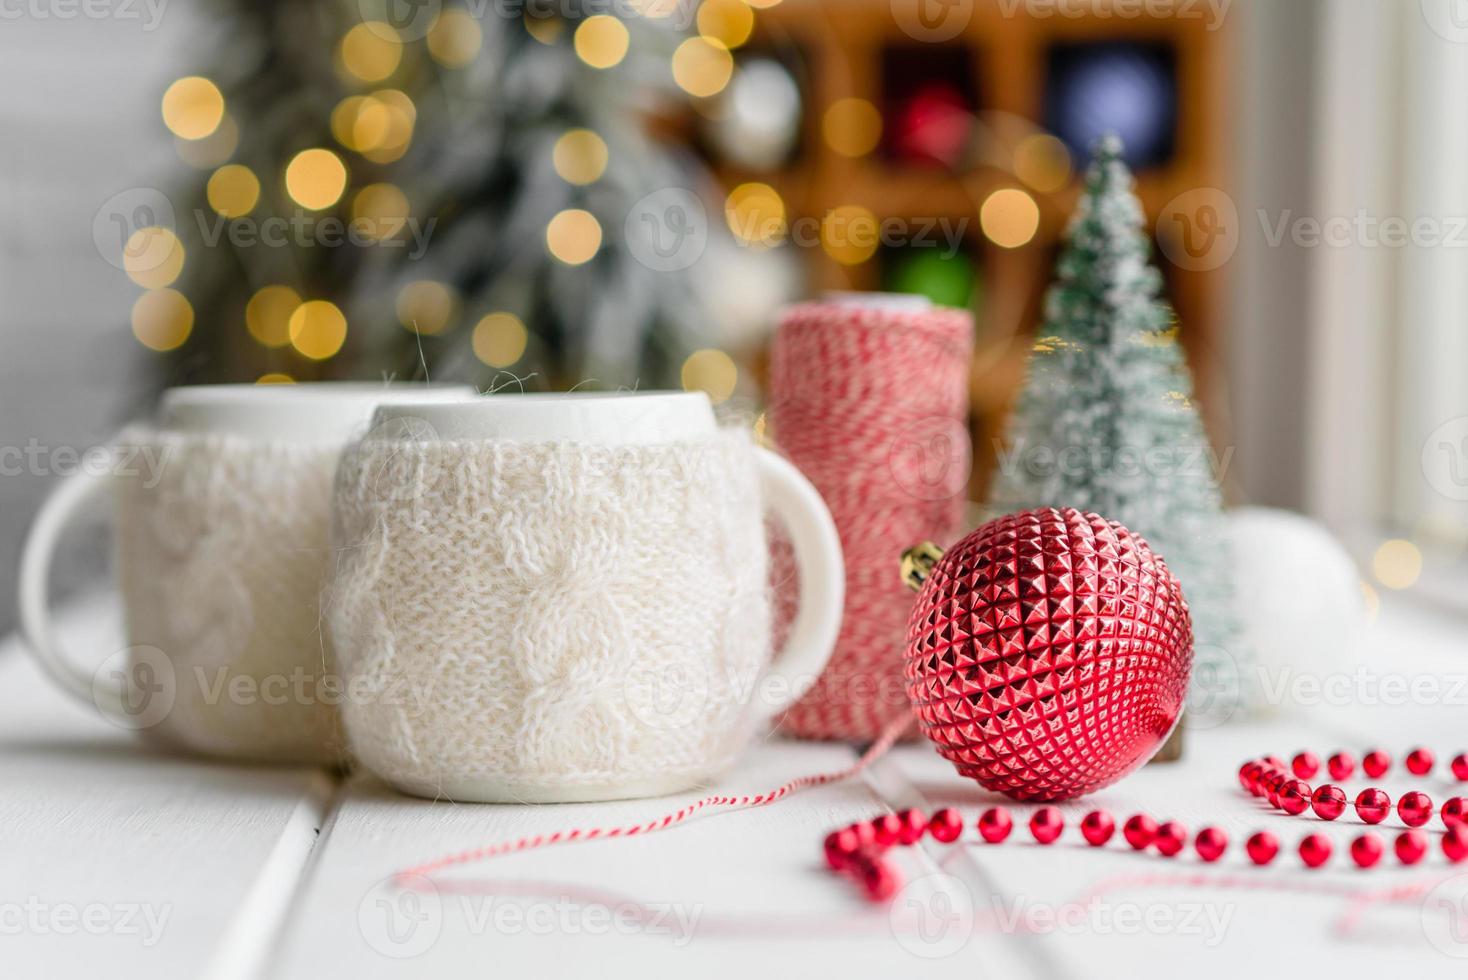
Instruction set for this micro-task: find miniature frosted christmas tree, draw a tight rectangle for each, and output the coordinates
[989,135,1252,724]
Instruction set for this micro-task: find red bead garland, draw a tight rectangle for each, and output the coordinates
[821,745,1468,901]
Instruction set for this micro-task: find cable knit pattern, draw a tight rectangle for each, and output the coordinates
[112,426,346,764]
[326,428,772,798]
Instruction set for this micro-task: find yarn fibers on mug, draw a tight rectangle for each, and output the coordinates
[769,300,974,741]
[326,426,774,797]
[112,426,346,764]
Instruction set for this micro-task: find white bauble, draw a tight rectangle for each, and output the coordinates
[1228,507,1366,715]
[703,58,802,171]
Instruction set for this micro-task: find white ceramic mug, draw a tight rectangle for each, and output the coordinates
[18,382,474,762]
[326,391,845,802]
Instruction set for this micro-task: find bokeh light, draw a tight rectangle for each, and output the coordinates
[574,15,629,69]
[395,280,458,335]
[175,113,239,168]
[552,129,609,186]
[681,349,738,403]
[428,9,483,67]
[1014,133,1072,192]
[1372,539,1422,590]
[524,13,563,44]
[131,289,194,351]
[672,37,734,98]
[285,148,348,210]
[697,0,754,49]
[472,312,529,367]
[823,98,882,158]
[161,77,224,140]
[256,373,295,385]
[206,164,260,218]
[288,300,348,360]
[821,204,879,265]
[351,183,410,240]
[980,187,1040,248]
[123,227,184,289]
[339,23,402,83]
[546,208,602,265]
[724,182,786,247]
[245,285,302,348]
[361,90,416,163]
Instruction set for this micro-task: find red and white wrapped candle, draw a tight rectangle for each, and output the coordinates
[769,295,974,741]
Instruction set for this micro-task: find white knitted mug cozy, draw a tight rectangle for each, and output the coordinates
[326,392,844,803]
[17,383,473,764]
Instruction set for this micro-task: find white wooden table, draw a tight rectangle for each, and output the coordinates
[5,592,1468,979]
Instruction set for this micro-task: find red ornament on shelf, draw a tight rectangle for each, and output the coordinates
[901,508,1194,802]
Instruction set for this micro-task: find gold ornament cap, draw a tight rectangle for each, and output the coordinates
[900,541,946,592]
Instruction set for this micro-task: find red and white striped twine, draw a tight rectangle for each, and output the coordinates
[394,715,910,883]
[768,300,974,742]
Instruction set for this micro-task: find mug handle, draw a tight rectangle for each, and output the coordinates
[753,448,844,720]
[17,462,124,716]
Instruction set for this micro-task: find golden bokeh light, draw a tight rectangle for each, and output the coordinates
[574,15,630,69]
[285,148,348,211]
[206,164,260,218]
[339,23,402,83]
[350,183,410,240]
[743,0,782,7]
[823,98,882,158]
[428,9,483,67]
[672,37,733,98]
[362,90,415,163]
[288,300,348,360]
[472,312,529,367]
[697,0,755,49]
[820,204,879,265]
[1360,580,1380,624]
[552,129,609,185]
[245,285,302,348]
[175,113,239,168]
[546,208,603,265]
[980,187,1040,248]
[1014,133,1072,193]
[681,349,738,404]
[161,76,224,140]
[332,96,387,152]
[524,13,563,44]
[123,227,185,290]
[396,280,458,335]
[724,182,786,247]
[1372,539,1422,590]
[131,289,194,352]
[256,373,294,385]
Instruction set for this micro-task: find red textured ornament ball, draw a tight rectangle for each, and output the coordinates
[1246,831,1280,865]
[1406,747,1434,776]
[1154,821,1187,857]
[1328,752,1356,781]
[1397,791,1434,828]
[1030,806,1064,844]
[928,807,964,843]
[1081,810,1116,846]
[825,828,861,869]
[1350,833,1384,868]
[1363,750,1391,779]
[860,858,902,900]
[1124,814,1160,850]
[1445,826,1468,864]
[848,821,878,848]
[978,807,1013,844]
[1356,788,1391,825]
[1299,833,1332,869]
[903,509,1193,801]
[1442,797,1468,829]
[1292,752,1320,779]
[1278,779,1312,815]
[1453,754,1468,781]
[1311,785,1347,821]
[1395,830,1428,866]
[897,808,928,844]
[1239,762,1263,794]
[1195,827,1228,863]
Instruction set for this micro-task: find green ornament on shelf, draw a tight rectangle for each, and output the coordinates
[884,248,978,310]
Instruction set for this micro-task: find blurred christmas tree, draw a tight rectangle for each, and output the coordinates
[989,136,1253,723]
[144,0,722,390]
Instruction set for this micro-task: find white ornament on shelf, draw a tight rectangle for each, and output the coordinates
[1227,506,1367,717]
